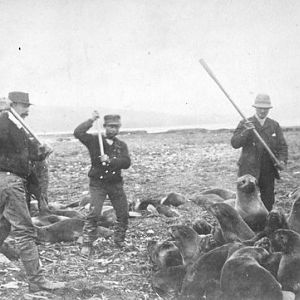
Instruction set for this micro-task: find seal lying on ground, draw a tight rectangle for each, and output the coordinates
[272,229,300,294]
[191,193,225,207]
[147,240,183,270]
[180,242,243,300]
[32,214,70,226]
[161,192,187,207]
[288,189,300,234]
[208,202,255,242]
[235,174,268,232]
[220,246,283,300]
[201,188,236,200]
[36,218,85,243]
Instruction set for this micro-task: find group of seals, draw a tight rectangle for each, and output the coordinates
[147,177,300,299]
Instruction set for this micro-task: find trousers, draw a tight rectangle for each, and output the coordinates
[82,179,129,244]
[0,172,45,284]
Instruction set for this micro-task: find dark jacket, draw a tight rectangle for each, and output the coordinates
[74,119,131,183]
[231,116,288,179]
[0,112,42,178]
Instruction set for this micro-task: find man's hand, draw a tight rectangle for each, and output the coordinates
[243,120,255,131]
[276,161,286,171]
[38,143,53,159]
[91,110,100,122]
[100,154,110,164]
[0,97,12,111]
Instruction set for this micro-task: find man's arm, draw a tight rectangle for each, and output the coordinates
[231,120,254,149]
[73,119,95,146]
[109,142,131,170]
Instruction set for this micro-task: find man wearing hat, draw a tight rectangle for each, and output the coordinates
[74,110,131,255]
[8,92,50,213]
[231,94,288,211]
[0,92,65,292]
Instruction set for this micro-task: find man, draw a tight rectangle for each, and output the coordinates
[231,94,288,211]
[74,111,131,255]
[0,92,65,292]
[8,94,51,215]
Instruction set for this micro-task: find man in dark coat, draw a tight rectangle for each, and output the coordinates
[74,111,131,255]
[0,92,65,292]
[231,94,288,211]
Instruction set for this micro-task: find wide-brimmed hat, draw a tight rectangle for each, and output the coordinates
[252,94,272,109]
[8,91,32,106]
[104,114,121,126]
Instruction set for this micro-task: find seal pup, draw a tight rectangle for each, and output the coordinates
[208,202,255,242]
[180,242,243,300]
[220,246,283,300]
[288,190,300,234]
[147,240,183,270]
[272,229,300,294]
[235,174,268,232]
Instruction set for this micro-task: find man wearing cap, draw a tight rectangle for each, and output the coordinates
[231,94,288,211]
[0,92,65,292]
[74,110,131,255]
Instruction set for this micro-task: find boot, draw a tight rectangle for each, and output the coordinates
[114,223,126,248]
[29,279,66,293]
[80,242,93,256]
[22,258,66,292]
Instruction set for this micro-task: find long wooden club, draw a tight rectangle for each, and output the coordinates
[199,59,283,170]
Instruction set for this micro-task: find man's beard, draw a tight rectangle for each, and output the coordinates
[21,113,28,118]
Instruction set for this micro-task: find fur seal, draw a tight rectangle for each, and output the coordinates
[191,193,225,207]
[208,202,255,242]
[235,174,268,232]
[48,208,84,219]
[180,242,243,299]
[147,240,183,270]
[151,265,186,297]
[220,246,283,300]
[161,192,187,207]
[201,188,236,200]
[272,229,300,294]
[244,208,289,246]
[192,218,213,235]
[288,190,300,234]
[31,214,70,226]
[169,225,218,267]
[156,205,180,218]
[168,225,201,265]
[36,218,85,243]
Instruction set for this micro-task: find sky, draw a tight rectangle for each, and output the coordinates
[0,0,300,127]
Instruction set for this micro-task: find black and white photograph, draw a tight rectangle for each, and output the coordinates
[0,0,300,299]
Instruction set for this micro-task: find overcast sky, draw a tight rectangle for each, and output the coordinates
[0,0,299,126]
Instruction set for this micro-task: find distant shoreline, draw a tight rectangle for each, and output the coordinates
[37,124,300,138]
